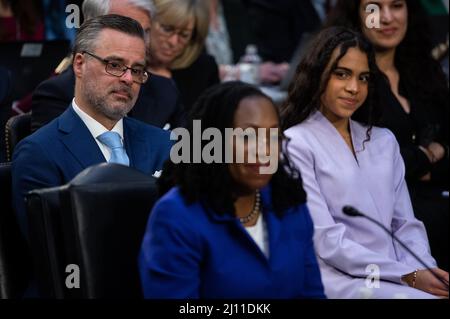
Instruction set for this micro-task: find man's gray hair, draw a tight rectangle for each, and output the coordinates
[82,0,156,21]
[73,14,145,56]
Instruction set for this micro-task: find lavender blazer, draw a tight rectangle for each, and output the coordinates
[285,111,437,299]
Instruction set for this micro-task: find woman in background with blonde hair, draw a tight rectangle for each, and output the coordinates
[148,0,219,112]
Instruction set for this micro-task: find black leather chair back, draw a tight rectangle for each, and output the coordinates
[0,162,31,298]
[26,163,158,298]
[5,113,31,162]
[26,185,68,298]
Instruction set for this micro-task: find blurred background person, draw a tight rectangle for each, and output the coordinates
[30,0,185,133]
[1,0,45,161]
[206,0,289,85]
[327,0,449,271]
[423,0,449,79]
[41,0,83,43]
[147,0,219,113]
[139,82,325,299]
[242,0,326,64]
[0,0,44,42]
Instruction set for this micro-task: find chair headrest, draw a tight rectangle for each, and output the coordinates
[69,163,155,187]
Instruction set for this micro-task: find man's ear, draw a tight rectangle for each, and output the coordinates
[73,52,84,78]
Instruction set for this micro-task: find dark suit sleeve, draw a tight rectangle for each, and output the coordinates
[30,72,73,132]
[12,139,62,238]
[300,205,327,299]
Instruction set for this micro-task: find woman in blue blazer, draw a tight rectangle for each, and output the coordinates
[138,82,325,299]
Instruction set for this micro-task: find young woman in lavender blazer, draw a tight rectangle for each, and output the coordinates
[282,27,449,299]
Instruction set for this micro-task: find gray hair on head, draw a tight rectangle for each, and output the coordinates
[82,0,156,20]
[128,0,156,19]
[73,14,145,56]
[82,0,110,20]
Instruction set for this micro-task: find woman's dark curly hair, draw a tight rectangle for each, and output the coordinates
[158,81,307,217]
[325,0,448,134]
[281,27,383,142]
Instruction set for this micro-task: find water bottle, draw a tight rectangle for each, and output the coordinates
[238,44,262,85]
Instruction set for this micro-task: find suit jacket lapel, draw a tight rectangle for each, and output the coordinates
[124,118,149,173]
[58,107,106,168]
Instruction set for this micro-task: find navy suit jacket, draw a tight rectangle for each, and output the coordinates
[31,68,186,132]
[12,106,173,237]
[139,186,326,299]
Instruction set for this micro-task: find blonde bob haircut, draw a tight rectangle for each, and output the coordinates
[153,0,210,69]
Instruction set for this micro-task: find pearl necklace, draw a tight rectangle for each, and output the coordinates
[239,191,261,224]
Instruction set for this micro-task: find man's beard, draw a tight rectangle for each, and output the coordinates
[83,81,136,121]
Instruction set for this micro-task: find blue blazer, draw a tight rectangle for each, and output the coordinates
[139,186,326,299]
[12,106,172,236]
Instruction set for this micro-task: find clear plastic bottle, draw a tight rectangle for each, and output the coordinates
[238,44,262,85]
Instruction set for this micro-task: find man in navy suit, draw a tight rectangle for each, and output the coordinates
[31,0,186,133]
[12,15,173,237]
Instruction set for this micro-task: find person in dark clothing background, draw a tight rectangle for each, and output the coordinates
[147,0,219,113]
[31,0,186,132]
[242,0,323,63]
[0,0,45,42]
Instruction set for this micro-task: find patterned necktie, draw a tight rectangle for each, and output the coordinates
[97,131,130,166]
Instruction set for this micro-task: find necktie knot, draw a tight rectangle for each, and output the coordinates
[97,131,130,166]
[97,131,122,148]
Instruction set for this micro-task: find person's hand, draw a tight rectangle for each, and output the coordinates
[259,62,289,84]
[419,145,435,163]
[413,269,449,298]
[427,142,445,162]
[419,142,445,165]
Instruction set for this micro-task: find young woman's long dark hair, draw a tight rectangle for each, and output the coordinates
[325,0,448,140]
[158,81,307,217]
[281,27,383,137]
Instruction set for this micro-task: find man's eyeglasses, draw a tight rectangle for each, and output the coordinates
[82,51,149,84]
[155,22,193,44]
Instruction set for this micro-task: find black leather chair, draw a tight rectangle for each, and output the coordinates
[26,163,159,298]
[0,162,31,299]
[4,112,31,162]
[26,185,68,298]
[0,67,12,162]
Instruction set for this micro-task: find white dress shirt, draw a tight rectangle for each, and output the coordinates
[72,99,125,162]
